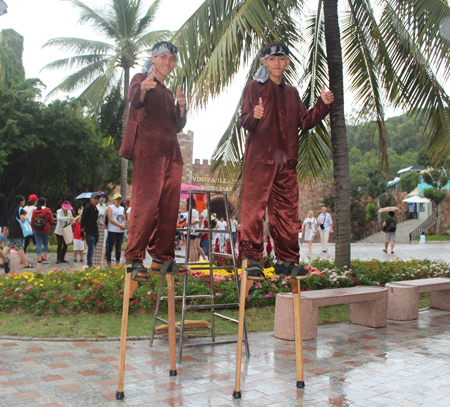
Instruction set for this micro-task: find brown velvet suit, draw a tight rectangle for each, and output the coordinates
[239,79,331,262]
[120,73,186,262]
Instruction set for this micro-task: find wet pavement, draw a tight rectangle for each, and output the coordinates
[2,243,450,406]
[1,308,450,406]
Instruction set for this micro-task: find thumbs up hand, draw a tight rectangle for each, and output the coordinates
[254,97,264,119]
[321,84,334,105]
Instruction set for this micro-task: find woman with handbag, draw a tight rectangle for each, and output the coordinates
[55,201,75,264]
[3,195,33,268]
[31,197,54,265]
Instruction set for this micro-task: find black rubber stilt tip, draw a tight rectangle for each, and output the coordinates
[115,391,125,399]
[169,369,177,376]
[233,390,241,398]
[296,381,305,388]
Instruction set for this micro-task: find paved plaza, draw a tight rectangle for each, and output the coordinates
[1,242,450,406]
[1,309,450,406]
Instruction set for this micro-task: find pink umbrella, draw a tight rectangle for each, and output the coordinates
[180,184,206,200]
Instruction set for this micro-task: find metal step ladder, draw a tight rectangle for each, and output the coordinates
[149,189,250,364]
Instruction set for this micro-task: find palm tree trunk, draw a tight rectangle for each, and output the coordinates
[322,0,351,267]
[120,67,130,201]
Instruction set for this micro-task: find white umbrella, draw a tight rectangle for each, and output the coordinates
[402,196,430,203]
[377,206,400,214]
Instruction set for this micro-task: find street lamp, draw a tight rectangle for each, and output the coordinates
[0,1,7,17]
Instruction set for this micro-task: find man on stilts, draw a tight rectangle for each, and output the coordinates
[120,41,188,280]
[239,42,334,279]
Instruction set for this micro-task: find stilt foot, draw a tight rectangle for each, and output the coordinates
[115,391,125,399]
[233,390,242,398]
[296,381,305,388]
[169,369,177,377]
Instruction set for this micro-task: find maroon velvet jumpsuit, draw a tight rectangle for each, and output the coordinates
[120,73,186,262]
[239,79,331,262]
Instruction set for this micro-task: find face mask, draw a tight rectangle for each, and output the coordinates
[99,198,105,204]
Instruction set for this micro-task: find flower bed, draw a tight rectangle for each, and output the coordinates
[0,259,449,315]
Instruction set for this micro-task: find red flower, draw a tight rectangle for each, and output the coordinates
[49,301,53,304]
[87,296,93,300]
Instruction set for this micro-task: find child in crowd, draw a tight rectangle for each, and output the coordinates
[72,215,84,263]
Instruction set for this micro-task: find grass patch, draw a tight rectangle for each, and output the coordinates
[413,235,450,241]
[0,304,353,338]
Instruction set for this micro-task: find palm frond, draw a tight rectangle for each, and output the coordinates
[69,0,119,39]
[135,30,173,51]
[111,0,139,38]
[40,54,111,72]
[44,57,113,99]
[298,4,332,183]
[134,0,161,37]
[379,1,450,165]
[386,0,450,80]
[172,0,299,107]
[342,0,388,169]
[42,37,114,55]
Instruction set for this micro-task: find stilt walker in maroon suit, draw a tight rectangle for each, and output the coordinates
[239,42,334,278]
[120,41,188,281]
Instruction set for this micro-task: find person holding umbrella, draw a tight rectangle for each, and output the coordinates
[383,211,398,254]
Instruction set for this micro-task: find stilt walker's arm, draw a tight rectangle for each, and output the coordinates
[166,274,177,376]
[233,260,254,398]
[290,278,305,388]
[116,270,138,399]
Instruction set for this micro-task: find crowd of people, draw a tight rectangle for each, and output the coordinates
[0,192,128,274]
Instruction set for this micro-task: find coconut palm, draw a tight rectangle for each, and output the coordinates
[41,0,170,200]
[171,0,450,267]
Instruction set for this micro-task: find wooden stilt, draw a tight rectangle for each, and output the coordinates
[233,259,249,398]
[116,269,138,399]
[166,274,177,376]
[290,278,305,388]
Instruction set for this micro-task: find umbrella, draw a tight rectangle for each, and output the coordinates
[180,184,206,200]
[377,206,400,214]
[402,196,430,203]
[76,192,93,199]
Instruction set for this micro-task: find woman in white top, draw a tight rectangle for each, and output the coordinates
[186,197,200,263]
[55,201,75,263]
[302,211,318,253]
[106,193,126,267]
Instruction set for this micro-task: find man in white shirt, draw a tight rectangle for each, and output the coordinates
[317,207,333,253]
[230,215,238,248]
[217,217,227,247]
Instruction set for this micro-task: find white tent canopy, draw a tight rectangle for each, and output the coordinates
[402,196,430,203]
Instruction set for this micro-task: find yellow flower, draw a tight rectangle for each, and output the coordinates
[121,275,124,279]
[48,270,53,275]
[34,282,38,285]
[0,283,3,286]
[40,284,43,286]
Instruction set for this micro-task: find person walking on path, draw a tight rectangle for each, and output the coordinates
[0,194,11,273]
[120,41,188,280]
[383,211,397,254]
[238,41,333,278]
[81,192,100,268]
[3,195,33,269]
[23,194,38,255]
[303,211,318,253]
[217,217,227,248]
[230,214,238,248]
[92,192,107,267]
[106,193,126,267]
[31,197,54,265]
[317,207,333,253]
[55,202,75,264]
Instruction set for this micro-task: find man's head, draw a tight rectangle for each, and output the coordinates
[149,41,178,79]
[90,192,100,206]
[255,42,290,83]
[220,217,224,222]
[321,207,327,214]
[388,211,395,217]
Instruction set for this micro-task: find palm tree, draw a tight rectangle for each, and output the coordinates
[41,0,170,200]
[170,0,450,267]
